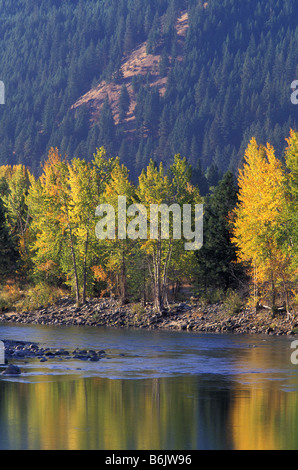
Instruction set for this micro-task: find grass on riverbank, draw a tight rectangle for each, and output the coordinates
[0,280,245,314]
[196,287,244,316]
[0,281,297,327]
[0,282,67,313]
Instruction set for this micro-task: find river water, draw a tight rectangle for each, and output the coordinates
[0,323,298,450]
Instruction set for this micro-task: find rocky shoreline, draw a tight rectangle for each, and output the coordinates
[1,297,297,374]
[0,338,108,374]
[0,296,297,336]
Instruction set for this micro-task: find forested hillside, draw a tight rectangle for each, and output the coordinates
[0,0,297,186]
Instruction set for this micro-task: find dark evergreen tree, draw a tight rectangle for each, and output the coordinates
[196,171,244,291]
[123,15,134,55]
[0,197,18,279]
[191,158,209,196]
[118,84,130,122]
[146,12,162,54]
[206,164,221,189]
[98,96,117,155]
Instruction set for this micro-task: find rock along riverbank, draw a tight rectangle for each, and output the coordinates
[0,296,297,337]
[1,297,297,374]
[1,338,107,369]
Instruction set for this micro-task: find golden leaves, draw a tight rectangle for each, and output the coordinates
[233,135,297,306]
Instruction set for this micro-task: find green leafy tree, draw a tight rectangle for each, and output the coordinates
[27,148,82,306]
[137,159,172,312]
[137,155,201,312]
[28,146,115,306]
[283,130,298,269]
[2,165,32,278]
[68,158,99,303]
[100,159,135,304]
[232,138,294,313]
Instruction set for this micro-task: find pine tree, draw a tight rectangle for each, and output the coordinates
[98,96,117,154]
[123,15,134,55]
[0,196,18,279]
[196,171,241,292]
[118,84,130,122]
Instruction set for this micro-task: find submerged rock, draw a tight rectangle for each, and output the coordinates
[2,364,21,375]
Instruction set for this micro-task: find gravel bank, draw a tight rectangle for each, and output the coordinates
[1,297,297,374]
[0,296,297,337]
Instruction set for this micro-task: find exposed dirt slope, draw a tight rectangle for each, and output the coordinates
[71,11,189,132]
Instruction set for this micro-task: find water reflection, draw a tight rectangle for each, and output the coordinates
[229,377,298,450]
[1,326,298,450]
[1,373,298,450]
[0,376,200,450]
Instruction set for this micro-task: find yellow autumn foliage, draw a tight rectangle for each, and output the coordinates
[233,137,296,310]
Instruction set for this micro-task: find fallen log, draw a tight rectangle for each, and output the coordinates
[259,304,286,312]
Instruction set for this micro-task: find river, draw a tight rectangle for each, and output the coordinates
[0,323,298,450]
